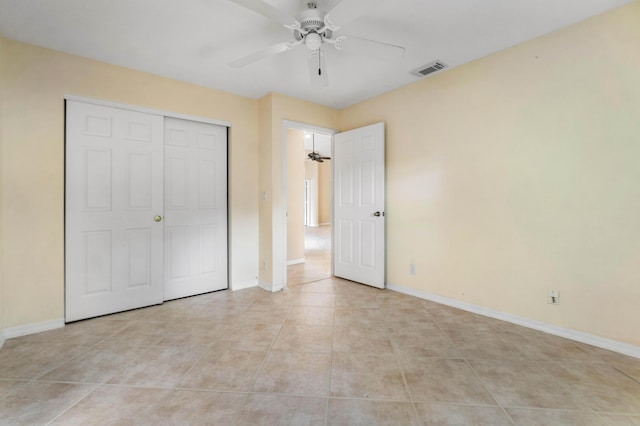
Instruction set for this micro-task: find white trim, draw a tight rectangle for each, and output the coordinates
[231,279,258,291]
[64,95,231,127]
[287,258,305,266]
[258,280,284,293]
[387,282,640,359]
[281,124,288,290]
[258,280,272,292]
[282,120,338,136]
[0,330,5,349]
[281,120,338,291]
[2,319,65,339]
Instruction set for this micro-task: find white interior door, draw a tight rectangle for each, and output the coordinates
[333,122,386,288]
[65,101,164,322]
[164,117,228,300]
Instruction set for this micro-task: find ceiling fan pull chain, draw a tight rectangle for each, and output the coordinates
[318,50,322,76]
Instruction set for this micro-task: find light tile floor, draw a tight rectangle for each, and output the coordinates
[287,225,332,287]
[1,228,640,424]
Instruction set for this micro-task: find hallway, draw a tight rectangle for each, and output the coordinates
[287,225,332,287]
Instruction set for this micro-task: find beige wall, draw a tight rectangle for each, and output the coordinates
[286,129,305,262]
[0,36,259,329]
[339,2,640,346]
[318,160,331,225]
[0,35,6,338]
[258,93,339,287]
[258,94,274,284]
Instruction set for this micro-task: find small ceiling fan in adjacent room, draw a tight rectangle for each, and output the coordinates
[308,134,331,162]
[228,0,405,88]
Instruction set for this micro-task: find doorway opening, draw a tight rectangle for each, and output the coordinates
[284,124,335,287]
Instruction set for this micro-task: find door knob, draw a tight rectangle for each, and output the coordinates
[154,215,162,222]
[373,211,382,217]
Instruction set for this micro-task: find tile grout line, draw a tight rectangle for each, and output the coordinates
[612,366,640,386]
[462,358,516,425]
[532,359,606,415]
[170,344,210,390]
[29,346,98,384]
[393,336,424,424]
[434,312,517,424]
[233,294,294,426]
[43,382,101,425]
[243,297,290,393]
[324,288,339,426]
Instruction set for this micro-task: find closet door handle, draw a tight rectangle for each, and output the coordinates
[154,215,162,222]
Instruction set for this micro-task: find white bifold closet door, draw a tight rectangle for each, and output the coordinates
[163,117,228,300]
[65,101,165,322]
[65,101,227,322]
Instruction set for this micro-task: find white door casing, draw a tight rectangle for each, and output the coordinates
[333,122,386,288]
[163,117,228,300]
[65,101,164,321]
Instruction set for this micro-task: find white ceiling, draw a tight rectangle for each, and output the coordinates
[0,0,633,108]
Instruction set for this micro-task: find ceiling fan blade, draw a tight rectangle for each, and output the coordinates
[336,35,405,61]
[229,42,293,68]
[324,0,386,30]
[228,0,298,27]
[308,50,328,88]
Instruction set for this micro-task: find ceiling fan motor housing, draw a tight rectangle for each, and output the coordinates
[293,8,332,46]
[227,0,406,88]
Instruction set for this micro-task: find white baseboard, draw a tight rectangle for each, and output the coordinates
[259,280,284,293]
[2,319,65,339]
[387,282,640,359]
[0,330,5,349]
[231,279,258,291]
[287,258,305,266]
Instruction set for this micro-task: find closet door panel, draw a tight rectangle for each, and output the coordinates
[163,117,228,300]
[65,101,164,322]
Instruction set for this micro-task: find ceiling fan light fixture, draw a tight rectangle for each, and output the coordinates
[228,0,406,88]
[305,32,322,50]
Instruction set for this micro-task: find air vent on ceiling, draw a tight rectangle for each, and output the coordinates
[411,61,447,78]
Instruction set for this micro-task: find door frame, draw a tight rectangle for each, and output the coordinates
[332,122,386,288]
[281,120,337,290]
[64,95,231,321]
[65,95,231,128]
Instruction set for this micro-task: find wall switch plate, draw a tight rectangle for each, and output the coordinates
[409,263,416,275]
[548,290,559,304]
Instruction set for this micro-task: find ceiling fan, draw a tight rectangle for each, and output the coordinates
[228,0,405,88]
[308,134,330,162]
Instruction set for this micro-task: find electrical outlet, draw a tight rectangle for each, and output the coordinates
[263,260,268,271]
[548,290,559,305]
[409,263,416,276]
